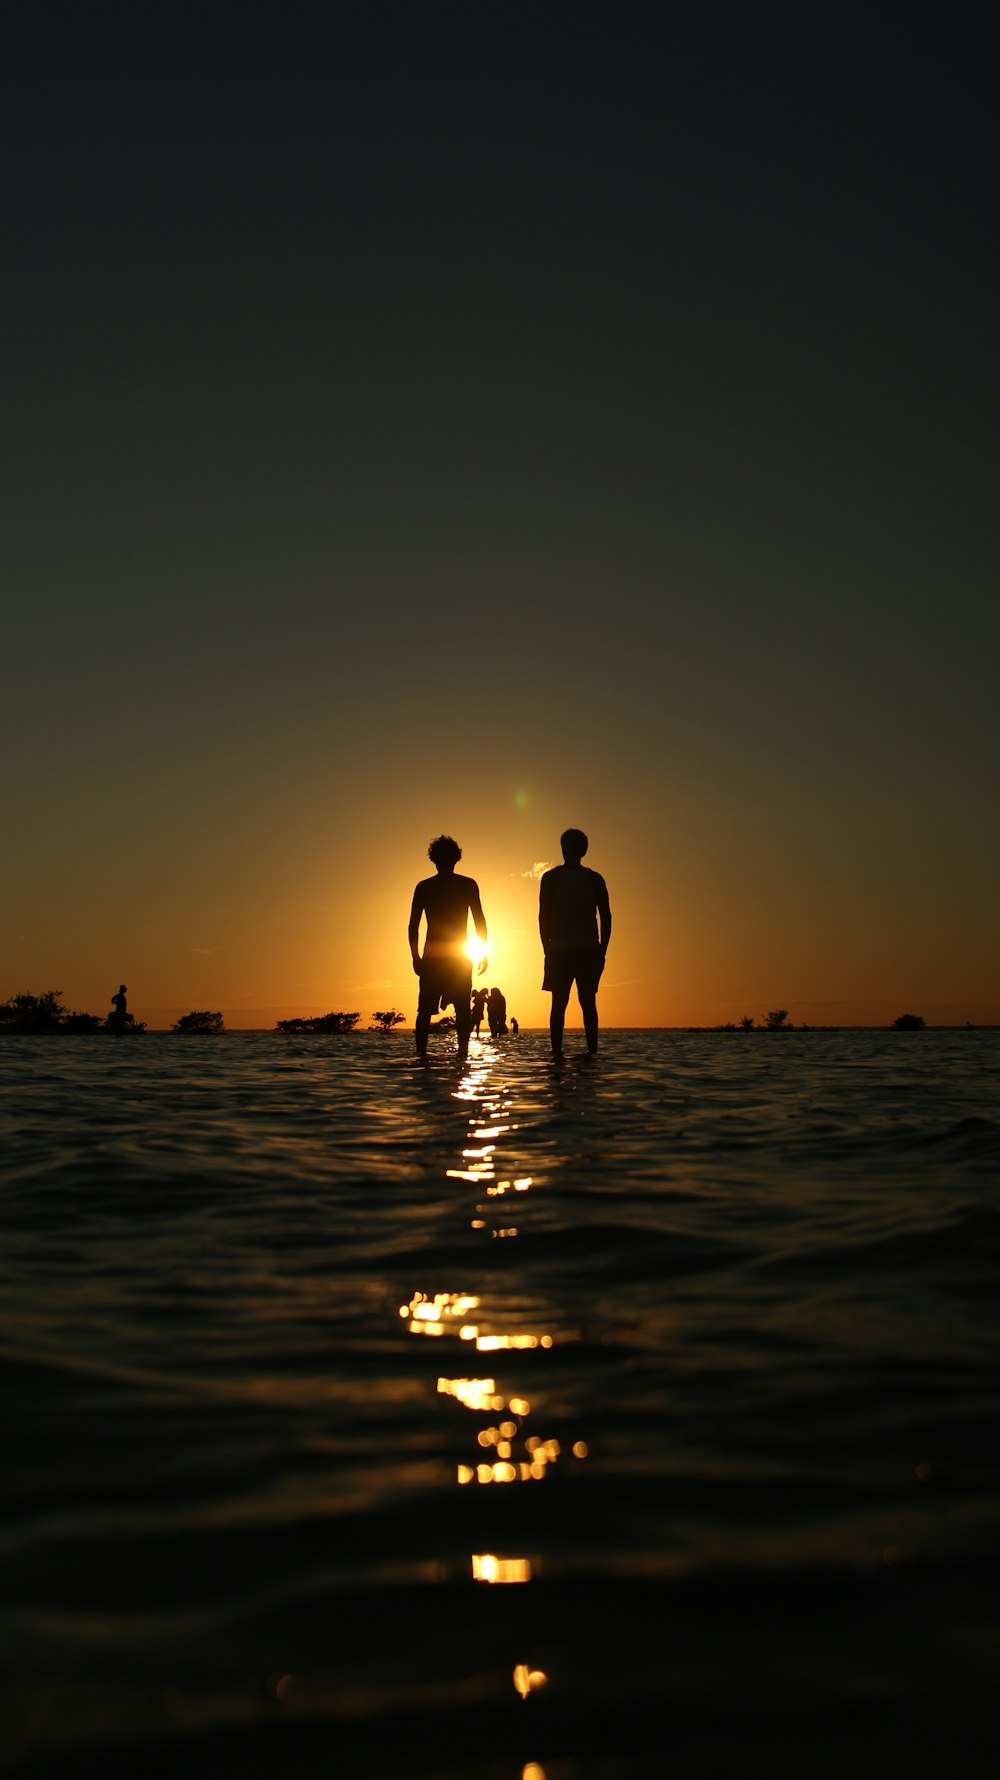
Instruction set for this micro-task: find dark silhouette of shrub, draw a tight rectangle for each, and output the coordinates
[1,991,120,1033]
[276,1013,360,1034]
[892,1013,926,1030]
[370,1010,406,1032]
[0,990,67,1032]
[173,1010,224,1033]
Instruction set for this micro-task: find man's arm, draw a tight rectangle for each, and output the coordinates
[469,881,489,977]
[408,886,425,974]
[596,875,612,958]
[538,870,553,953]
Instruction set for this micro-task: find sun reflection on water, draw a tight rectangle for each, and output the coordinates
[398,1037,590,1753]
[513,1664,548,1699]
[471,1553,532,1583]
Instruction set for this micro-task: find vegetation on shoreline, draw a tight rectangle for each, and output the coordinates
[0,993,968,1037]
[0,991,146,1034]
[714,1009,930,1032]
[275,1009,407,1034]
[173,1011,225,1033]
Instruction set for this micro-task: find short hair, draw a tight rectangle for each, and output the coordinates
[428,834,462,867]
[560,828,588,861]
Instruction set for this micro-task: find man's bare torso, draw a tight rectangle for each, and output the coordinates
[411,873,483,958]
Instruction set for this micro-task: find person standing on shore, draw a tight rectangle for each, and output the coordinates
[408,836,488,1062]
[538,829,611,1061]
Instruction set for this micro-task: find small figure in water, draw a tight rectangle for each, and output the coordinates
[487,986,507,1036]
[539,828,611,1061]
[511,1016,519,1035]
[109,984,132,1033]
[471,987,489,1035]
[408,836,488,1062]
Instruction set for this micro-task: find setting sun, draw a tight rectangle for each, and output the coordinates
[466,935,488,966]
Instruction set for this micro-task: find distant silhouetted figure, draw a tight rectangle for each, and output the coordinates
[471,988,489,1035]
[409,836,488,1061]
[539,829,611,1060]
[109,984,132,1034]
[510,1017,519,1036]
[487,986,507,1036]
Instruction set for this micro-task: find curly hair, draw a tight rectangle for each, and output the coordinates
[428,834,462,867]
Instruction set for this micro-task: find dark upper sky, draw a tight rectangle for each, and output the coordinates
[4,7,998,1025]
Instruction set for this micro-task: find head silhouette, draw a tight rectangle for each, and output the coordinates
[428,834,462,869]
[560,828,588,864]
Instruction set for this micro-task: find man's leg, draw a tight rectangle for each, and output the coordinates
[579,986,599,1054]
[415,980,434,1058]
[456,995,472,1061]
[549,984,571,1059]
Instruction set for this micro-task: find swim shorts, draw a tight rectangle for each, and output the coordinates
[542,947,604,997]
[418,958,473,1016]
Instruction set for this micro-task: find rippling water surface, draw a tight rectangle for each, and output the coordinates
[2,1029,999,1778]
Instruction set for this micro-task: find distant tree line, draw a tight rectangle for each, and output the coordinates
[0,992,937,1038]
[0,991,146,1034]
[715,1010,793,1031]
[276,1010,406,1034]
[715,1010,930,1032]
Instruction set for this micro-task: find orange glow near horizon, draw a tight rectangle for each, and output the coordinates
[6,813,998,1033]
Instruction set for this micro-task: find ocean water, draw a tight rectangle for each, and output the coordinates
[1,1028,998,1779]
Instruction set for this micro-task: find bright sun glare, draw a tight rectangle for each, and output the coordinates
[466,935,487,965]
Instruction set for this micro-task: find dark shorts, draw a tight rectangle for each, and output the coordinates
[542,947,604,998]
[418,959,473,1018]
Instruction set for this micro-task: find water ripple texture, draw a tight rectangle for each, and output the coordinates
[1,1029,998,1778]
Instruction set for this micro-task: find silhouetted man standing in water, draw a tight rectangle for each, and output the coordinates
[110,984,130,1033]
[539,829,611,1061]
[409,835,488,1061]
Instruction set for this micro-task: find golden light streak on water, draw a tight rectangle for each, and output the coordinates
[471,1554,531,1583]
[436,1377,496,1409]
[401,1292,481,1336]
[513,1665,549,1700]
